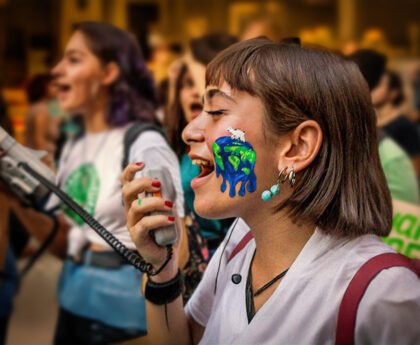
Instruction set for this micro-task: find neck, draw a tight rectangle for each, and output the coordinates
[83,91,110,133]
[243,203,315,275]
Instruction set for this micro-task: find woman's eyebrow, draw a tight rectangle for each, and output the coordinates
[204,89,237,104]
[65,49,86,57]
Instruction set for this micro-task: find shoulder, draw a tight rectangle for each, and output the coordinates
[355,263,420,344]
[130,129,168,151]
[128,128,176,164]
[137,130,167,145]
[316,234,420,343]
[333,234,420,343]
[315,232,395,267]
[378,137,419,203]
[378,137,410,165]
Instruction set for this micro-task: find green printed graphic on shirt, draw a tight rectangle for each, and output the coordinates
[381,200,420,259]
[62,163,100,225]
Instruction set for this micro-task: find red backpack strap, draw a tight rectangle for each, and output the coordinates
[227,231,254,263]
[335,253,420,345]
[411,259,420,273]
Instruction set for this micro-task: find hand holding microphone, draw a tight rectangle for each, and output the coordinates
[120,162,179,277]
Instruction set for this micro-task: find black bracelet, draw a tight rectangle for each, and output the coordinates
[145,270,183,305]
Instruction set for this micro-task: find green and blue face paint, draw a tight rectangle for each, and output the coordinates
[212,127,257,198]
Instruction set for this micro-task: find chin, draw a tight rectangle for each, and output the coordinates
[60,101,84,113]
[193,193,238,220]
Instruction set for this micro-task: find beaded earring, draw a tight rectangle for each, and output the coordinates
[261,167,296,202]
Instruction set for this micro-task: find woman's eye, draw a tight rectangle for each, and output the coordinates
[181,78,194,89]
[205,109,226,116]
[68,56,80,64]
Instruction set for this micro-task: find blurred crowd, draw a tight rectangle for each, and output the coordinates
[0,16,419,345]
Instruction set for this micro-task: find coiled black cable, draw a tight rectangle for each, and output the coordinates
[20,162,172,276]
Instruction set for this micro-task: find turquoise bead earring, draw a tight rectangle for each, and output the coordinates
[261,167,296,201]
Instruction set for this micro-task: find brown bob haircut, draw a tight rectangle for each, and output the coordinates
[206,38,392,237]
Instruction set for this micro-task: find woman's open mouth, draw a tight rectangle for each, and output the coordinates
[55,82,72,99]
[189,102,203,118]
[191,158,215,189]
[193,158,214,177]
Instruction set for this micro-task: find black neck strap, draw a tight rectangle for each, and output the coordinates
[245,250,289,323]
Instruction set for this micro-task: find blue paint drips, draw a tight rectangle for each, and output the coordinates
[212,136,257,198]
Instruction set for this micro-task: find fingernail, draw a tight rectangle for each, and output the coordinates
[152,180,161,188]
[165,200,173,208]
[137,199,142,205]
[135,162,144,166]
[168,216,175,222]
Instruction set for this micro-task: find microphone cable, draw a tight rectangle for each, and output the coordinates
[20,162,172,276]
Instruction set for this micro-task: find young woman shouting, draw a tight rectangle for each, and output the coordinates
[121,38,420,345]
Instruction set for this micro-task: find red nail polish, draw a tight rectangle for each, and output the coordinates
[152,180,161,188]
[168,216,175,222]
[165,201,173,208]
[135,162,144,166]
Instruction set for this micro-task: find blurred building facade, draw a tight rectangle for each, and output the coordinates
[1,0,420,141]
[1,0,420,87]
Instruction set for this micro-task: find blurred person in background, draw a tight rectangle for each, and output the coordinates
[165,33,237,301]
[26,73,80,164]
[25,73,62,167]
[349,49,419,205]
[2,22,184,345]
[378,70,420,179]
[155,43,184,124]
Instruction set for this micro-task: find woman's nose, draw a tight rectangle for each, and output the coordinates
[51,60,64,78]
[191,85,200,98]
[182,114,206,146]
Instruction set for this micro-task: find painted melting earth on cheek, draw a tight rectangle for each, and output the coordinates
[212,136,257,198]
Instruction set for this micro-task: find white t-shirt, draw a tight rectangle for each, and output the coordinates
[185,220,420,345]
[47,125,184,255]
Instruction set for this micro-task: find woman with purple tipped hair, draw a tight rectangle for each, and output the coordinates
[9,22,184,344]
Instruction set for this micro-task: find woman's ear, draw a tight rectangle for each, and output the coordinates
[277,120,323,173]
[101,62,121,86]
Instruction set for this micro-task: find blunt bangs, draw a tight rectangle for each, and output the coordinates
[206,41,262,94]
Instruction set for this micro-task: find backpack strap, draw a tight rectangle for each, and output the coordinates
[335,253,420,345]
[227,231,254,263]
[122,122,167,169]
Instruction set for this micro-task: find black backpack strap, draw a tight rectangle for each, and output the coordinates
[122,122,167,169]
